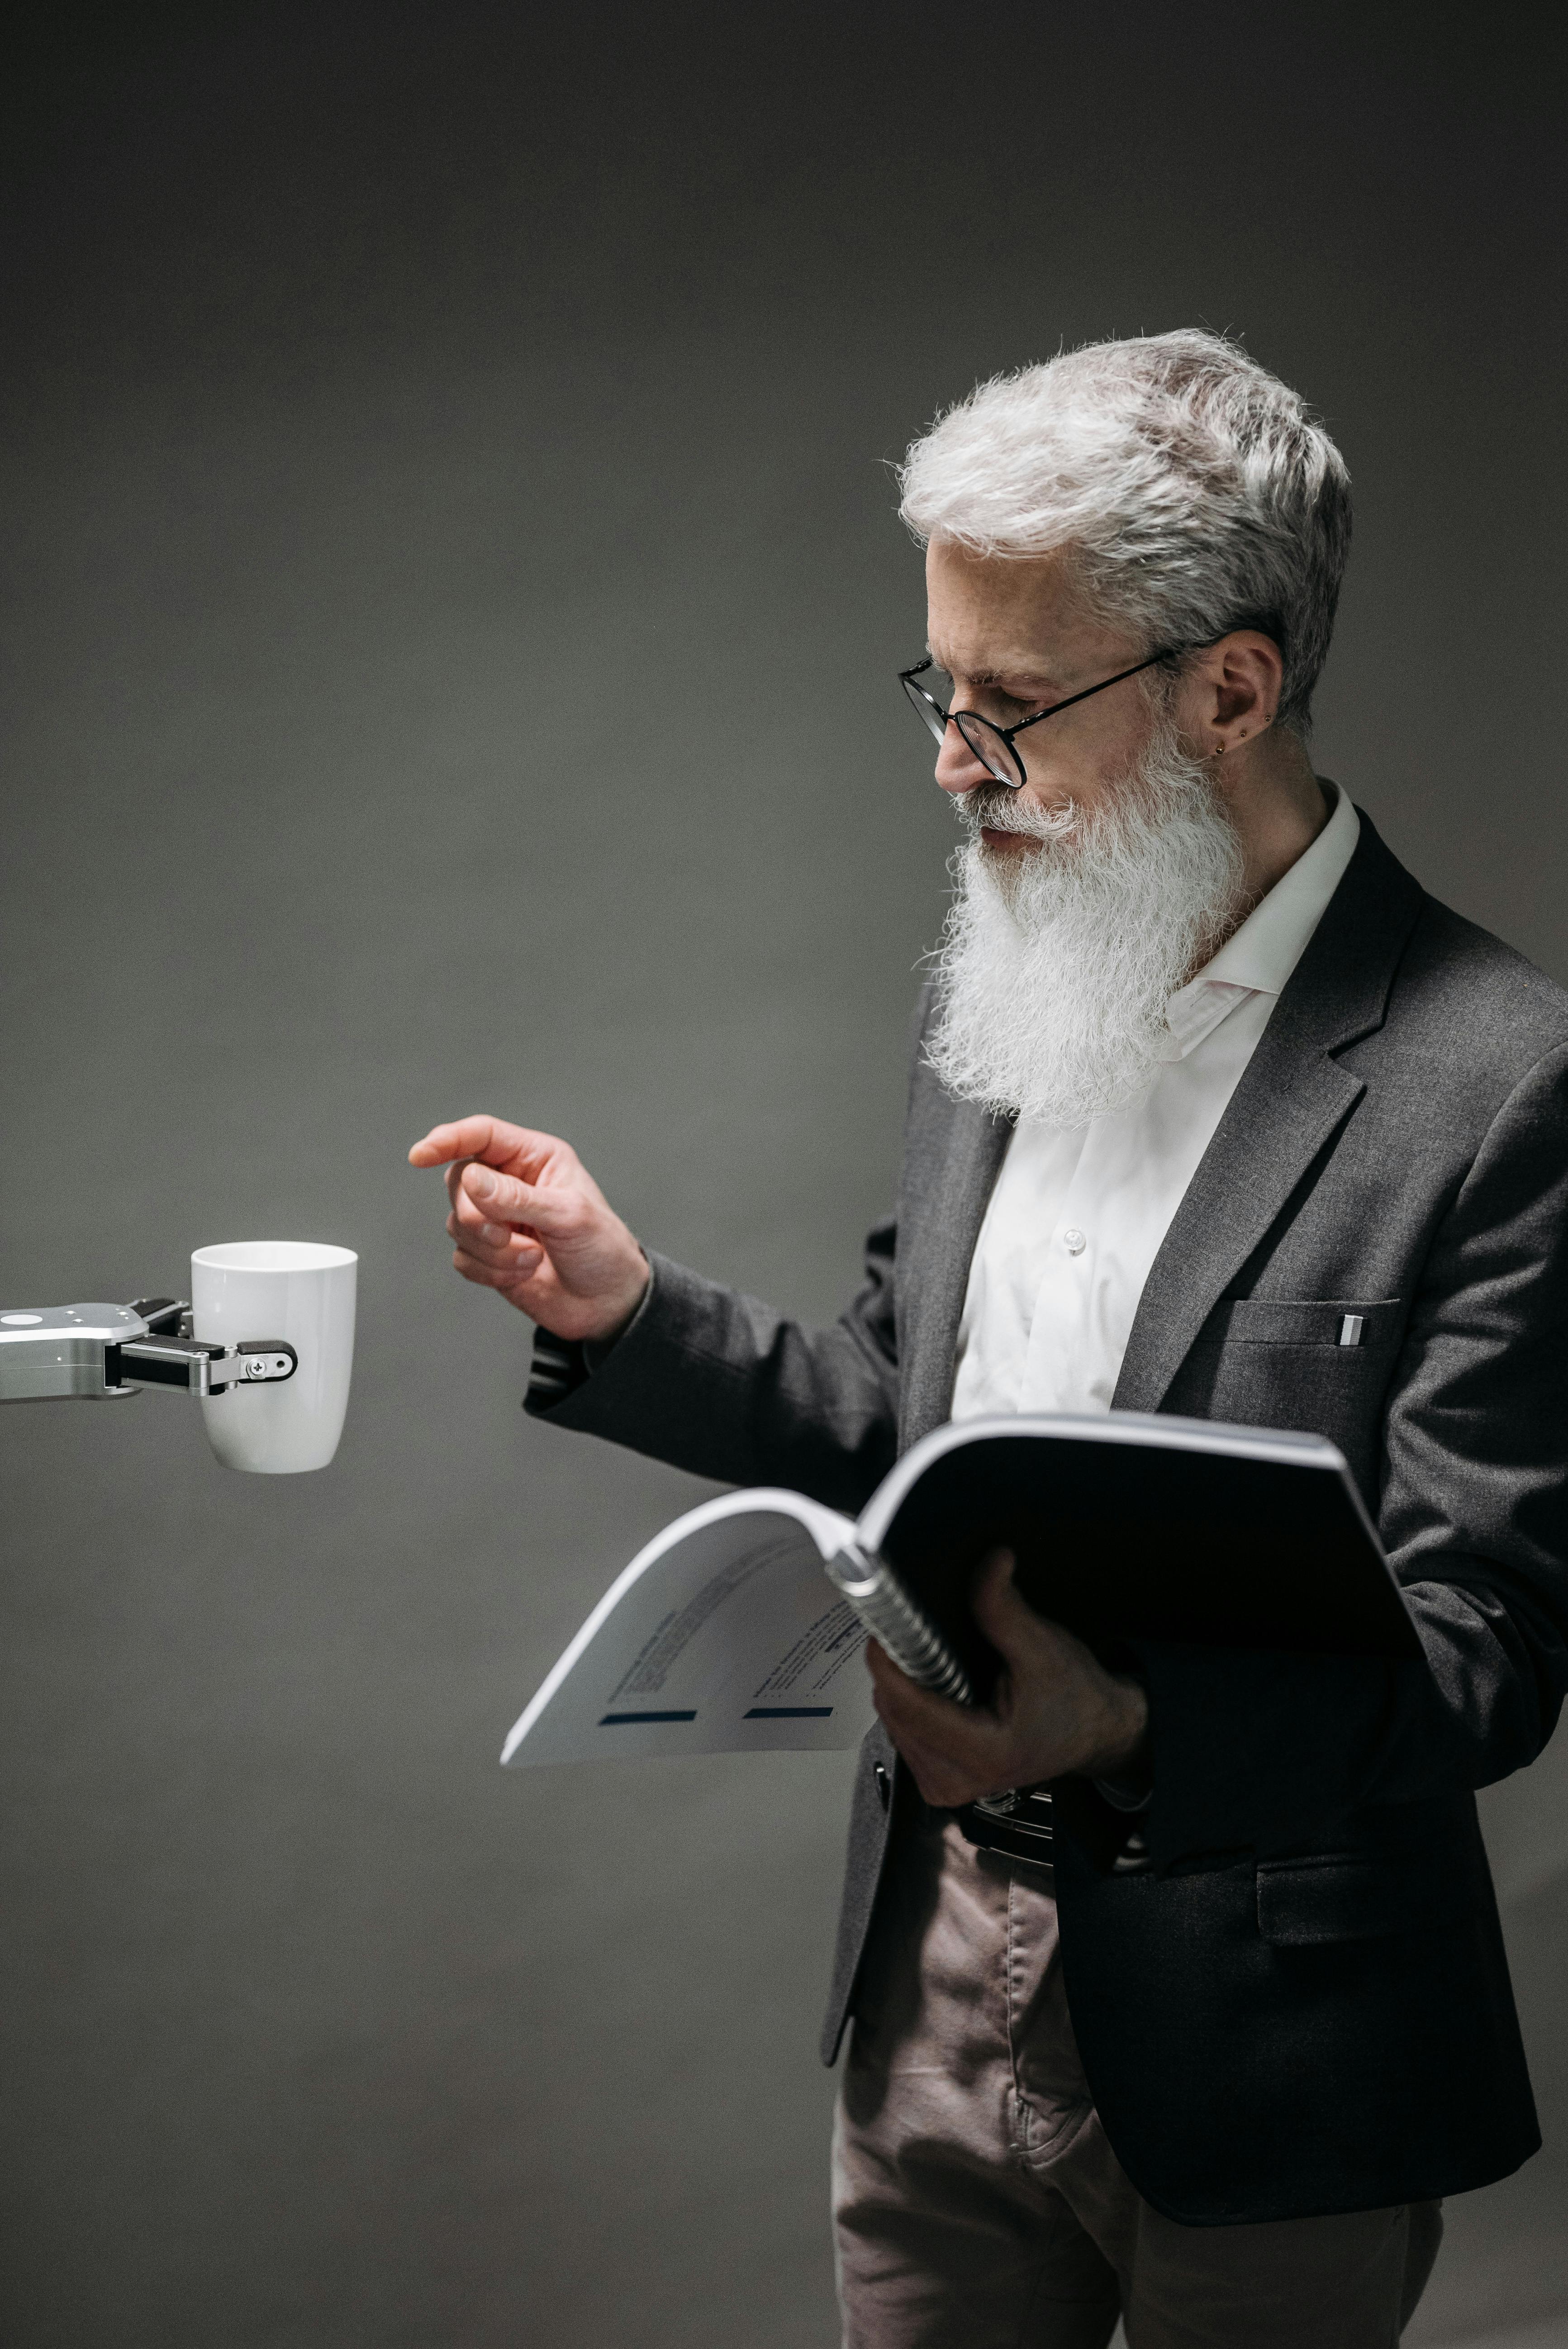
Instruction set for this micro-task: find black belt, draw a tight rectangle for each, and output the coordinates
[956,1784,1055,1870]
[957,1783,1153,1876]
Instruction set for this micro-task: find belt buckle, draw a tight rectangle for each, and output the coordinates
[958,1784,1055,1870]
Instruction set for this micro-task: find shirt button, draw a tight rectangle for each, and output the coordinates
[1062,1227,1087,1255]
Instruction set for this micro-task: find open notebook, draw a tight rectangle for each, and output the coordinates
[502,1410,1419,1768]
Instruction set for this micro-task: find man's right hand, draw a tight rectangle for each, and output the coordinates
[408,1115,651,1344]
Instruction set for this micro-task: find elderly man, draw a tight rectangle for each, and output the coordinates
[411,332,1568,2347]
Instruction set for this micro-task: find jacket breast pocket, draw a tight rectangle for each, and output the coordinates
[1194,1298,1405,1353]
[1172,1298,1407,1478]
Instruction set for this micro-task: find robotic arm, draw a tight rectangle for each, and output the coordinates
[0,1299,296,1405]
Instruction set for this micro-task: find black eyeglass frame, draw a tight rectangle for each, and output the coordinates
[898,647,1185,789]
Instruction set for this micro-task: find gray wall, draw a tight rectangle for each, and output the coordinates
[2,7,1565,2343]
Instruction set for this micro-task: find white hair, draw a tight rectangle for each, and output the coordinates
[898,330,1351,737]
[927,717,1247,1127]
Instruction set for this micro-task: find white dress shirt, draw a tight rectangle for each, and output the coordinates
[950,783,1360,1423]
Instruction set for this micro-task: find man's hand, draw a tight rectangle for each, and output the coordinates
[868,1550,1149,1807]
[408,1115,651,1344]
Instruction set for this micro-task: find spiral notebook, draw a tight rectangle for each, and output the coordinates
[500,1410,1420,1769]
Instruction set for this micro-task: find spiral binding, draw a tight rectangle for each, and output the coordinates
[825,1545,974,1705]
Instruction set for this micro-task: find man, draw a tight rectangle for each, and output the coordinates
[410,332,1568,2346]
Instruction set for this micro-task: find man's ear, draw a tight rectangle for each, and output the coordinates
[1208,630,1284,753]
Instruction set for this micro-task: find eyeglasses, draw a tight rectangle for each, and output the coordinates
[898,647,1183,789]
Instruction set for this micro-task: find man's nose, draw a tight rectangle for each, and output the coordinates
[933,714,995,798]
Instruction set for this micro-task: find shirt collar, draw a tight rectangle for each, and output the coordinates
[1159,781,1361,1061]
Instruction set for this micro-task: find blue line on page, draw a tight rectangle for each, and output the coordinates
[744,1706,833,1718]
[599,1710,698,1725]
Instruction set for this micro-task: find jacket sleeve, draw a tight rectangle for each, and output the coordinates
[522,1224,903,1516]
[1134,1038,1568,1869]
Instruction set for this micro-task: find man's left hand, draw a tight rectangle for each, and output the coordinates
[867,1549,1149,1807]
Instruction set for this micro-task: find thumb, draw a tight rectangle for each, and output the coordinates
[461,1163,566,1227]
[970,1548,1045,1662]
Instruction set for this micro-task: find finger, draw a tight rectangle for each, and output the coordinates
[447,1182,535,1243]
[866,1636,975,1720]
[446,1203,537,1252]
[895,1748,974,1807]
[873,1717,995,1808]
[448,1218,543,1275]
[447,1207,542,1262]
[867,1645,998,1767]
[459,1162,575,1231]
[409,1116,561,1171]
[444,1157,518,1229]
[453,1250,533,1292]
[870,1684,993,1777]
[413,1119,512,1168]
[969,1548,1057,1665]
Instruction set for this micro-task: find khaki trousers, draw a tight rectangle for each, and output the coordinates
[833,1813,1442,2349]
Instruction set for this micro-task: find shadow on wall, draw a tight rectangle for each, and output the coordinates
[1481,1712,1568,2199]
[1481,1724,1568,1911]
[1400,1733,1568,2345]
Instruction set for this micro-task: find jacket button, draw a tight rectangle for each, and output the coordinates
[874,1762,892,1812]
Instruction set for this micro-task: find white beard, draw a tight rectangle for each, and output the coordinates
[925,724,1247,1129]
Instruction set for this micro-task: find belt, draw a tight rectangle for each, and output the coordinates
[956,1784,1055,1870]
[957,1782,1153,1877]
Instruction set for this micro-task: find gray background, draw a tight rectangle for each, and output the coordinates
[2,5,1566,2343]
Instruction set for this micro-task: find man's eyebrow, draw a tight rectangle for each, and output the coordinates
[926,643,1063,689]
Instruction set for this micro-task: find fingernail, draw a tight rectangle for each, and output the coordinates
[467,1168,496,1198]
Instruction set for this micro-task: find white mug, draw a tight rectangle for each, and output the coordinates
[191,1241,357,1474]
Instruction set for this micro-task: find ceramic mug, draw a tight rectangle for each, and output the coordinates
[191,1241,356,1473]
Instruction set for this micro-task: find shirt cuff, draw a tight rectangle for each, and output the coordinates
[523,1262,653,1413]
[525,1327,592,1410]
[1093,1773,1154,1815]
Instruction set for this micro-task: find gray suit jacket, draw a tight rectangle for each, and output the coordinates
[530,814,1568,2224]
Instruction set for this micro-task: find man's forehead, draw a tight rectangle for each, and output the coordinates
[923,539,1113,677]
[925,624,1065,683]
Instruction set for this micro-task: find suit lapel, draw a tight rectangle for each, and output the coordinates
[1112,815,1425,1415]
[899,1097,1012,1445]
